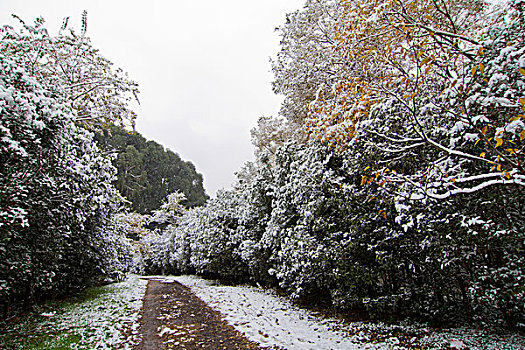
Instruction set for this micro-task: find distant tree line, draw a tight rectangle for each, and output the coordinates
[96,126,208,214]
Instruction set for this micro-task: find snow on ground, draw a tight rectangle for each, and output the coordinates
[166,275,525,350]
[171,275,386,350]
[43,274,147,349]
[1,275,148,349]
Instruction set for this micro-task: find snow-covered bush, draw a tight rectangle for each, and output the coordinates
[186,190,252,281]
[0,55,128,316]
[0,16,138,317]
[98,0,524,332]
[126,191,189,275]
[263,141,350,300]
[153,136,523,329]
[114,212,151,274]
[150,191,187,229]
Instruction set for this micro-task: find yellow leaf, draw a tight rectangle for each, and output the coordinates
[481,125,488,135]
[520,68,525,76]
[364,166,371,171]
[472,65,478,77]
[520,129,525,141]
[480,152,486,158]
[477,47,484,56]
[495,138,503,148]
[520,97,525,106]
[421,56,431,65]
[497,164,502,171]
[504,171,511,180]
[506,148,517,155]
[480,63,485,75]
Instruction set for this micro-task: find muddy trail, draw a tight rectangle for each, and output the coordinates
[135,278,264,350]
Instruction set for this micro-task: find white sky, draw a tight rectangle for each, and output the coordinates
[0,0,305,196]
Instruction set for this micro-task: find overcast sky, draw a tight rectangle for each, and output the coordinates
[0,0,305,196]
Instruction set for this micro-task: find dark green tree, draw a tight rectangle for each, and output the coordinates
[97,126,208,213]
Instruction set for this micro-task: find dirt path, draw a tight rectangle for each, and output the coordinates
[135,278,263,350]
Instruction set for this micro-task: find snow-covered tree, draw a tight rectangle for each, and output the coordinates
[0,16,137,317]
[140,192,188,274]
[272,0,344,126]
[308,0,524,198]
[0,13,139,131]
[0,54,130,316]
[150,191,187,227]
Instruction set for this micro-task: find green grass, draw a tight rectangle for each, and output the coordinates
[0,285,107,349]
[0,275,147,350]
[21,332,82,350]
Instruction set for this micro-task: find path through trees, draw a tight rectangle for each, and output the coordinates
[136,278,262,350]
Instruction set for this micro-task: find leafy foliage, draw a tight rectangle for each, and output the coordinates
[308,0,525,198]
[0,13,139,131]
[146,0,524,332]
[0,17,135,318]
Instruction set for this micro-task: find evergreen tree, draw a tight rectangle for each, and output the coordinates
[96,125,208,213]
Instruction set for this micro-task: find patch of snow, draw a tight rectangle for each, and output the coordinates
[162,275,525,350]
[172,275,384,350]
[34,275,147,349]
[449,338,467,349]
[158,326,178,337]
[40,311,56,317]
